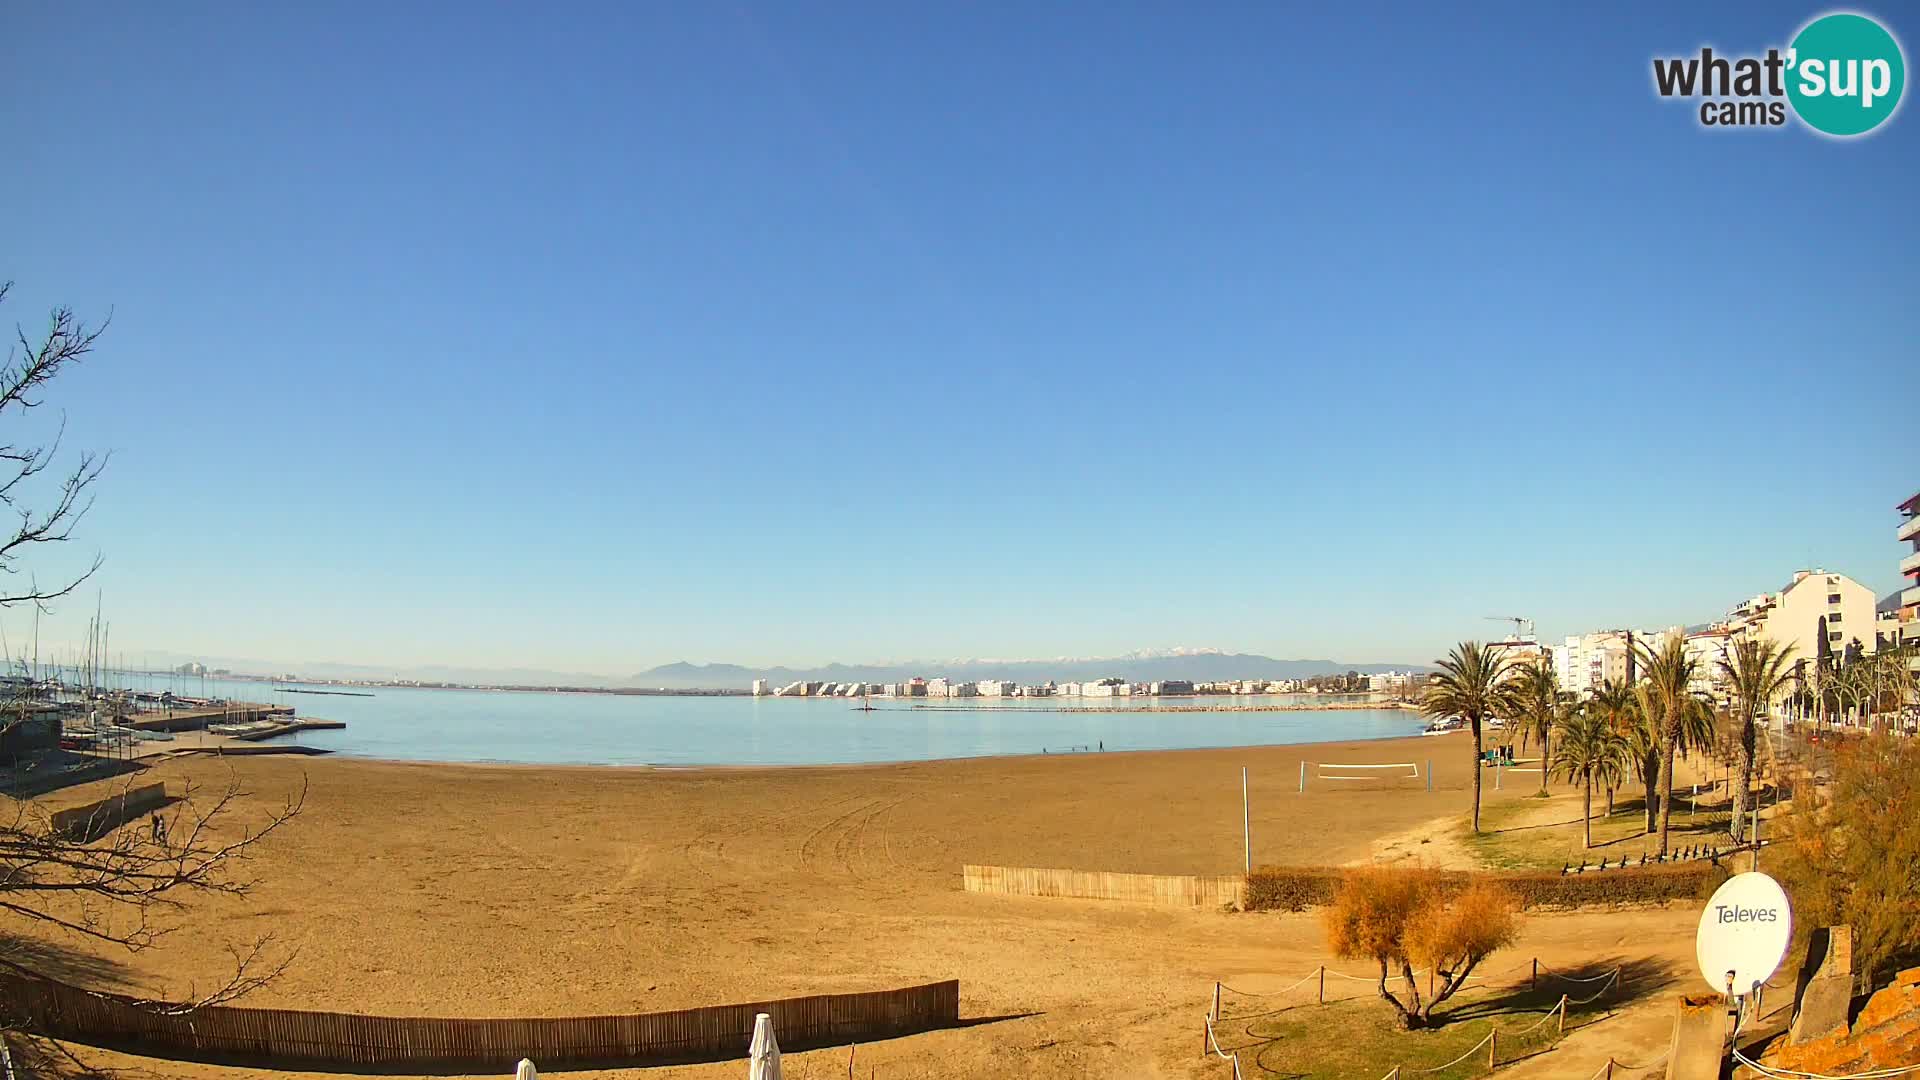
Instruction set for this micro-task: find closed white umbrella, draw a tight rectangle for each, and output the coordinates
[514,1058,537,1080]
[748,1012,782,1080]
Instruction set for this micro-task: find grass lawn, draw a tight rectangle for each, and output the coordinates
[1464,787,1741,873]
[1211,977,1615,1079]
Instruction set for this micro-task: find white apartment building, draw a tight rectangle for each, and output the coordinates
[751,679,768,696]
[1900,492,1920,666]
[976,680,1010,697]
[1726,569,1877,663]
[1367,672,1409,692]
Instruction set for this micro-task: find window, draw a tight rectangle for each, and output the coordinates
[1830,631,1843,642]
[1829,612,1841,623]
[1828,594,1842,605]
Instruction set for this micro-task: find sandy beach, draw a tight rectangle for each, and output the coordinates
[8,734,1707,1079]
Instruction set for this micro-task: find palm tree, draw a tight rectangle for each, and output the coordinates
[1421,642,1517,834]
[1550,705,1629,849]
[1622,683,1665,833]
[1502,658,1567,795]
[1587,678,1638,815]
[1636,635,1702,855]
[1716,638,1795,844]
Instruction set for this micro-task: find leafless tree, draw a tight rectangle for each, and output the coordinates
[1,282,109,611]
[0,284,306,1070]
[2,771,306,1000]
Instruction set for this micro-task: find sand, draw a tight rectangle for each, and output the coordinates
[5,733,1707,1078]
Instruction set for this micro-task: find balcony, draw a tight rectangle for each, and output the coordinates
[1906,585,1920,609]
[1904,548,1920,578]
[1901,514,1920,544]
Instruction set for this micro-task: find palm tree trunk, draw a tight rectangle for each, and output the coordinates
[1539,727,1550,795]
[1471,719,1483,833]
[1643,753,1660,834]
[1474,718,1489,826]
[1657,719,1677,855]
[1730,712,1754,844]
[1583,775,1593,849]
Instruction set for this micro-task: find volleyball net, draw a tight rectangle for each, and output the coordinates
[1299,760,1429,791]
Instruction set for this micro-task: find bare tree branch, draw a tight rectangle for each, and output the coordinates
[0,282,110,612]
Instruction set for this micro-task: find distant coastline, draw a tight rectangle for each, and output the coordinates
[905,698,1421,714]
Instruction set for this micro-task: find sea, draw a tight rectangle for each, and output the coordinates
[121,675,1427,767]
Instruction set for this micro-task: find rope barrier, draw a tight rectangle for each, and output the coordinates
[1536,963,1624,983]
[1565,971,1623,1006]
[1202,1012,1245,1079]
[1507,995,1567,1036]
[1584,1050,1671,1078]
[1731,1049,1920,1079]
[1410,1030,1495,1074]
[1216,970,1324,998]
[1206,959,1623,1074]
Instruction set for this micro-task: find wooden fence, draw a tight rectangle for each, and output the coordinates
[0,969,958,1073]
[48,783,168,841]
[963,863,1246,908]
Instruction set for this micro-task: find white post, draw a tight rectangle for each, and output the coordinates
[1242,766,1251,872]
[1298,759,1306,793]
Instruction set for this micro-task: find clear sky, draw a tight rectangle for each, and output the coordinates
[3,2,1914,677]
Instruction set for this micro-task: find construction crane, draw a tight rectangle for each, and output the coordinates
[1483,616,1536,642]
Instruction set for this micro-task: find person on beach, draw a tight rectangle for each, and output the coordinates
[150,814,167,844]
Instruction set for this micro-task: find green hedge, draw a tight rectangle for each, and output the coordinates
[1242,861,1724,912]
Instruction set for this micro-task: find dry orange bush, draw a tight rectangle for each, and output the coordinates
[1323,865,1520,1028]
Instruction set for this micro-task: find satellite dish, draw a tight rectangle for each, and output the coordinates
[1696,871,1792,997]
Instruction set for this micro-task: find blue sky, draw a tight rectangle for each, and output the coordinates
[2,2,1913,676]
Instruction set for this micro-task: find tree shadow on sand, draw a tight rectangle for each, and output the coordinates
[1,937,158,1080]
[0,933,131,991]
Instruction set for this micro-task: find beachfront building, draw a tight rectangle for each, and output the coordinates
[751,679,768,696]
[1149,680,1195,695]
[1722,569,1877,663]
[1082,678,1130,697]
[976,680,1011,697]
[1684,627,1736,701]
[1366,671,1415,692]
[1550,631,1630,695]
[1900,492,1920,671]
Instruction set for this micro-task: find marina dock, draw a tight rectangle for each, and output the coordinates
[126,702,294,733]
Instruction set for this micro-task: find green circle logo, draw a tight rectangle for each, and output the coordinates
[1787,12,1906,136]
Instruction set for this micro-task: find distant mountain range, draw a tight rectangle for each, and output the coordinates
[124,647,1426,691]
[628,650,1429,690]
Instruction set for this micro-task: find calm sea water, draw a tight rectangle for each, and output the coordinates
[138,677,1425,766]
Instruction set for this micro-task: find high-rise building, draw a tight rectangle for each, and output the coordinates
[1899,491,1920,664]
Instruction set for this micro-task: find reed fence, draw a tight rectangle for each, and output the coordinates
[0,969,958,1073]
[963,864,1246,908]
